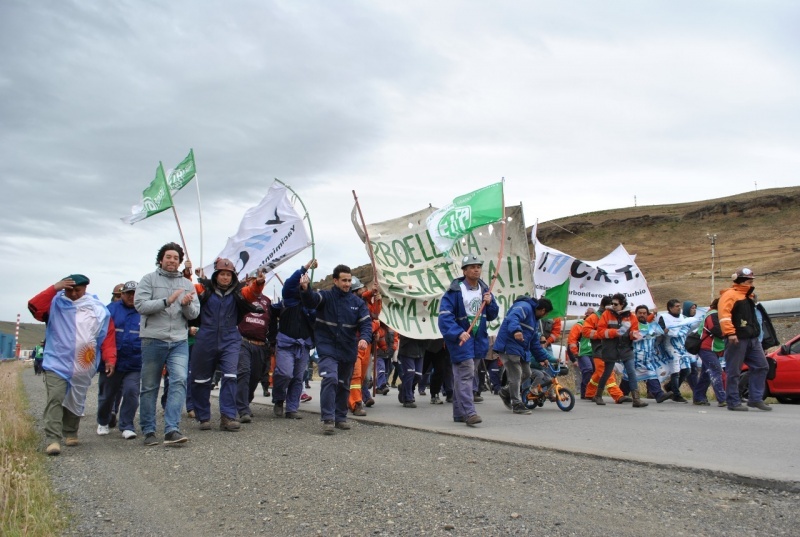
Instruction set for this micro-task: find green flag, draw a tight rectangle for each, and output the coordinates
[120,162,174,225]
[166,149,196,194]
[542,278,569,319]
[426,182,504,252]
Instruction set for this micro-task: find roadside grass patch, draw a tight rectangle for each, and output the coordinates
[0,361,67,537]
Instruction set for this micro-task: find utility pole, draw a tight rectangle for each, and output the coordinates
[634,195,637,208]
[708,234,717,301]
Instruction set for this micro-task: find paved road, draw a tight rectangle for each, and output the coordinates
[23,369,799,536]
[266,382,800,488]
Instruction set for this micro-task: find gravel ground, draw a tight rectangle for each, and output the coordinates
[23,368,798,537]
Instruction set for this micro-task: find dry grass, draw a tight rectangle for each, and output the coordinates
[0,361,67,537]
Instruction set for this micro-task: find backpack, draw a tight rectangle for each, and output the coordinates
[684,331,702,355]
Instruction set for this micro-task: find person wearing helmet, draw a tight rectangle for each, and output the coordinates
[135,242,199,447]
[718,267,771,411]
[347,276,382,416]
[190,258,267,431]
[438,254,499,427]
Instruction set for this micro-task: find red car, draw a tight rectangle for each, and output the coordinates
[740,334,800,404]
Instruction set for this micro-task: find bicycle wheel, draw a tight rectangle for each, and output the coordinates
[555,387,575,412]
[524,390,538,410]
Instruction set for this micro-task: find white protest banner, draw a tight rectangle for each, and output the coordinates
[205,181,311,277]
[532,231,655,316]
[361,205,533,339]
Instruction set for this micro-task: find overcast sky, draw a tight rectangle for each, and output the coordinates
[2,0,799,324]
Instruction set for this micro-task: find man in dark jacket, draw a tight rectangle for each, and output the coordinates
[98,281,142,439]
[493,296,553,414]
[301,264,372,435]
[437,254,499,427]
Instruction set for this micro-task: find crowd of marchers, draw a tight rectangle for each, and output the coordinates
[27,241,774,455]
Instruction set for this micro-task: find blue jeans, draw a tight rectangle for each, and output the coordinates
[597,359,637,396]
[140,338,189,435]
[694,349,726,403]
[318,356,354,422]
[97,370,141,431]
[724,337,768,406]
[576,355,594,398]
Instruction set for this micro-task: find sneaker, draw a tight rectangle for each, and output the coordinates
[273,402,284,418]
[187,410,196,419]
[143,433,159,446]
[335,421,351,430]
[365,398,375,408]
[445,395,453,403]
[430,395,443,404]
[199,421,211,430]
[418,389,427,396]
[285,412,303,419]
[64,437,79,447]
[122,430,137,440]
[403,401,417,408]
[304,382,311,389]
[164,430,189,445]
[96,424,110,436]
[300,393,312,403]
[693,400,711,406]
[239,414,252,424]
[378,386,390,396]
[323,420,335,435]
[512,405,532,415]
[717,401,728,407]
[108,413,117,429]
[220,415,240,431]
[473,394,484,403]
[498,389,512,410]
[673,395,689,404]
[465,414,482,427]
[747,400,772,411]
[45,442,61,456]
[352,402,367,416]
[728,404,749,412]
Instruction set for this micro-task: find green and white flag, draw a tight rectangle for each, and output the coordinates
[165,149,196,194]
[426,182,504,253]
[120,162,174,225]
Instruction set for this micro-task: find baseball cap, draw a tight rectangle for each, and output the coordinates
[121,281,138,293]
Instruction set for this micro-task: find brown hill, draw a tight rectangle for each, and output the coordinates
[328,186,800,309]
[0,321,45,354]
[533,186,800,308]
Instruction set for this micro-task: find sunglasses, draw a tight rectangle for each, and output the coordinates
[611,302,621,306]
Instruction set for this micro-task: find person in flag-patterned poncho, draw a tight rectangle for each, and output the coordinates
[28,274,116,456]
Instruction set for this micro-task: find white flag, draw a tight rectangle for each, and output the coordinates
[532,227,655,316]
[204,182,311,277]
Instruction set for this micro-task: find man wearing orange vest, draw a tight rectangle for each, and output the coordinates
[582,296,632,403]
[349,277,382,416]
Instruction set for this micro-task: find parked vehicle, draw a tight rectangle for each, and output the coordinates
[740,333,800,404]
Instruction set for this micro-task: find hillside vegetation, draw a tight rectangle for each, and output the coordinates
[534,186,800,307]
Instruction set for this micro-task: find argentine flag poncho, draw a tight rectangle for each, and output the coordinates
[42,291,110,416]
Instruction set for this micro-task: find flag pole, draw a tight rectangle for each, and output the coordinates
[275,178,316,282]
[463,178,506,340]
[352,189,382,397]
[191,149,204,267]
[162,161,191,263]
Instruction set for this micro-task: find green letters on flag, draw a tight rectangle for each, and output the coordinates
[166,149,196,194]
[426,182,504,252]
[120,162,174,225]
[542,278,569,319]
